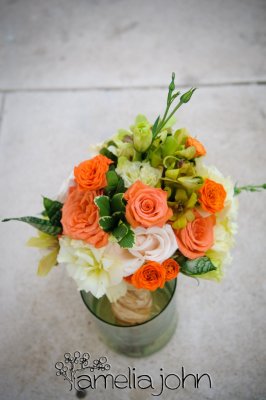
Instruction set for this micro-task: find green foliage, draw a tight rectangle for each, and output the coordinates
[99,147,118,163]
[42,197,63,226]
[94,196,111,217]
[152,73,196,139]
[99,216,115,232]
[2,216,62,236]
[234,183,266,196]
[103,168,125,196]
[111,193,126,213]
[112,222,129,242]
[118,224,135,248]
[176,254,217,276]
[94,183,135,248]
[2,197,63,237]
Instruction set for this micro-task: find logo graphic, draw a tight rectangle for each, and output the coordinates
[55,351,212,396]
[55,351,110,392]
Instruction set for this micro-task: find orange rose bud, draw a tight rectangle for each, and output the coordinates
[199,178,226,214]
[74,154,113,191]
[186,136,206,157]
[174,211,215,260]
[131,261,166,291]
[162,258,180,281]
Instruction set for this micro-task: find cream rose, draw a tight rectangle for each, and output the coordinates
[124,224,178,275]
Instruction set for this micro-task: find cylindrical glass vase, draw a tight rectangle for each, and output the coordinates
[80,279,177,357]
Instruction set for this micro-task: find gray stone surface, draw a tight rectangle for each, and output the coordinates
[0,87,265,399]
[0,0,265,90]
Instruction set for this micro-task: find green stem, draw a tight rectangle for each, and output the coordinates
[156,103,171,133]
[234,184,266,195]
[161,101,183,128]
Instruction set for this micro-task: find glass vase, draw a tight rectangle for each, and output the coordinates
[80,279,177,357]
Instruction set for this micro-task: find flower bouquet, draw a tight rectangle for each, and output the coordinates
[3,74,265,356]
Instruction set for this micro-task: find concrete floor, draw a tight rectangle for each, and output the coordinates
[0,1,265,399]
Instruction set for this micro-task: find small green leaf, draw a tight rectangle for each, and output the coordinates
[99,216,115,232]
[49,209,62,227]
[112,211,125,223]
[119,226,135,248]
[106,170,119,189]
[111,193,126,213]
[42,197,63,226]
[2,217,62,236]
[37,248,59,276]
[94,196,111,217]
[115,177,126,194]
[112,222,129,242]
[100,147,117,163]
[180,256,216,275]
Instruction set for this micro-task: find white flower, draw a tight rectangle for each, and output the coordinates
[57,237,138,301]
[126,224,178,275]
[115,157,162,188]
[56,171,75,203]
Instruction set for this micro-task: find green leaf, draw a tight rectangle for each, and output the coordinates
[42,197,63,226]
[112,211,125,223]
[152,115,160,139]
[100,147,117,163]
[180,256,216,275]
[112,222,129,242]
[2,217,62,236]
[115,177,126,194]
[49,209,62,227]
[94,196,111,217]
[106,170,119,189]
[110,193,126,213]
[37,248,59,276]
[99,216,115,232]
[119,226,135,248]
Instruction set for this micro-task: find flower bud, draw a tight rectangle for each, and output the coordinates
[180,88,197,104]
[131,115,153,153]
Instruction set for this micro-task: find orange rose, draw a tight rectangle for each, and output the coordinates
[186,136,206,157]
[124,181,173,228]
[174,211,215,259]
[162,258,180,281]
[131,261,166,291]
[74,155,113,191]
[199,178,226,213]
[61,187,109,248]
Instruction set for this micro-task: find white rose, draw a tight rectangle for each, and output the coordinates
[125,224,178,275]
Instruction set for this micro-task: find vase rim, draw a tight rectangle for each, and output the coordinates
[80,278,177,328]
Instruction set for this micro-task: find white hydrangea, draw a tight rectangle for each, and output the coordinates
[115,157,162,188]
[57,237,140,302]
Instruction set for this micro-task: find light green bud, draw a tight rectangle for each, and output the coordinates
[131,115,153,153]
